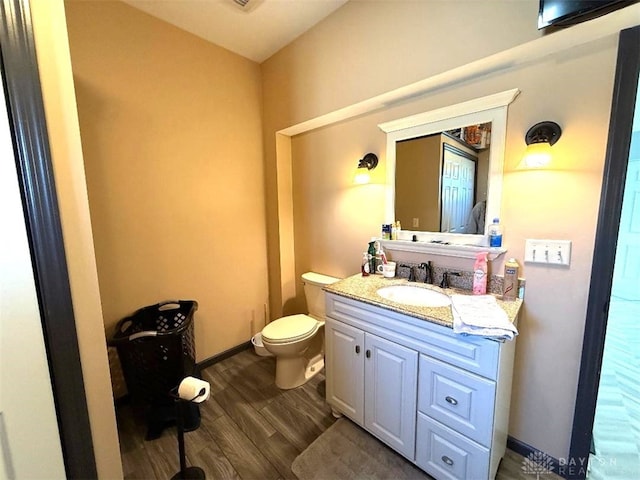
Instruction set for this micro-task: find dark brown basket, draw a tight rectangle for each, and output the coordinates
[109,300,198,407]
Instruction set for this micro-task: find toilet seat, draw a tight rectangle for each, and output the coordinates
[262,314,319,344]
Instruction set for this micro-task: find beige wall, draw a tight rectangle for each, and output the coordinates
[30,0,122,477]
[64,1,269,367]
[263,1,639,461]
[262,1,542,127]
[396,135,442,232]
[262,0,543,318]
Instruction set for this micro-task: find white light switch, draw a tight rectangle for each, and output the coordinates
[524,239,572,266]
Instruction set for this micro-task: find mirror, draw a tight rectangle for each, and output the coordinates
[395,123,491,235]
[378,89,519,250]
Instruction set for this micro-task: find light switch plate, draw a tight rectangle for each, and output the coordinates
[524,239,572,266]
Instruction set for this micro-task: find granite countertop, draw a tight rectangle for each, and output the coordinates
[324,274,522,329]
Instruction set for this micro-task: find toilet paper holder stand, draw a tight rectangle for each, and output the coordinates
[169,379,210,480]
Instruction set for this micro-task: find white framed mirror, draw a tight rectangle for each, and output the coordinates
[378,89,519,258]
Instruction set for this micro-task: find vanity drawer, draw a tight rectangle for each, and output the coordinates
[418,355,495,447]
[416,412,489,480]
[325,293,500,379]
[418,328,499,380]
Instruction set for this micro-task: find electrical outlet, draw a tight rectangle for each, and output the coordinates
[524,239,571,266]
[412,217,420,228]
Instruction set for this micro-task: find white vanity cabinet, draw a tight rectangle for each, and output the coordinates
[324,292,516,480]
[325,319,418,458]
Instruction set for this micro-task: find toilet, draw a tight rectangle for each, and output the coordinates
[261,271,340,389]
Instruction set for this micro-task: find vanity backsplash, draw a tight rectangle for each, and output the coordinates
[394,261,525,298]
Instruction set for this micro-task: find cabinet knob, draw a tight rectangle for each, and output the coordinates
[442,455,454,466]
[355,345,360,354]
[365,349,371,358]
[445,396,458,406]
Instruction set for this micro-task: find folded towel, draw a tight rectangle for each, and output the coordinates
[451,294,518,341]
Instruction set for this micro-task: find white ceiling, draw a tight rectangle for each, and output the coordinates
[122,0,348,63]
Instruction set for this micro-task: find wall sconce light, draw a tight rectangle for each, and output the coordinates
[353,153,378,184]
[522,121,562,167]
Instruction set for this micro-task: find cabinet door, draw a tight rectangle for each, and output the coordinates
[364,333,418,459]
[325,318,365,425]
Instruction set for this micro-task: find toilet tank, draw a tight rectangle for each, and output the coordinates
[302,272,340,320]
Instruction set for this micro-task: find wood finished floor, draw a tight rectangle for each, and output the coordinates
[117,348,559,480]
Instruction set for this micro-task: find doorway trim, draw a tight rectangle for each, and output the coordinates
[569,25,640,480]
[0,0,97,477]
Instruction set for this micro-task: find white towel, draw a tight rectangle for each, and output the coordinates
[451,294,518,341]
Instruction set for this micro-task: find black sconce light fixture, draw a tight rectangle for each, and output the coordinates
[522,121,562,167]
[353,152,378,184]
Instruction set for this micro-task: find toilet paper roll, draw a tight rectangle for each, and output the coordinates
[177,376,210,403]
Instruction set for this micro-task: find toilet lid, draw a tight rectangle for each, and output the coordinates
[262,314,319,344]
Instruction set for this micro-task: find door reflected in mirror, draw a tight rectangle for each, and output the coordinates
[395,123,491,235]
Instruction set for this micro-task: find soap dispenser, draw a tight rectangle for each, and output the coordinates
[361,252,370,276]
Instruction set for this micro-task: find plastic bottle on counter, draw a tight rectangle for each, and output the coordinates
[361,252,370,276]
[372,241,388,274]
[488,218,503,247]
[376,242,387,265]
[503,258,519,301]
[472,251,488,295]
[368,241,377,275]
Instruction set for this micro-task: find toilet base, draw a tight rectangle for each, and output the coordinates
[305,353,324,381]
[275,353,324,390]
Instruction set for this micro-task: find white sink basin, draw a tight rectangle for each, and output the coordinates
[376,285,451,307]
